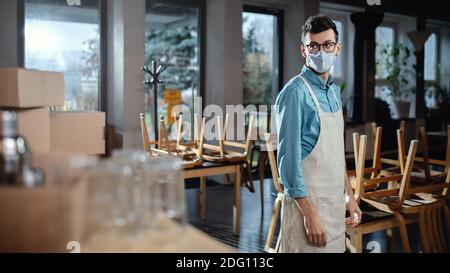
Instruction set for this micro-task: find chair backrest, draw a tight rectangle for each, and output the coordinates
[354,135,368,202]
[351,126,382,178]
[397,137,419,206]
[264,133,283,193]
[419,127,431,180]
[222,113,255,156]
[158,116,171,152]
[443,163,450,197]
[140,113,175,154]
[400,126,450,181]
[202,113,255,158]
[397,128,406,173]
[140,113,151,153]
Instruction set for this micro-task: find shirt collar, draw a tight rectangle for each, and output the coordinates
[300,65,334,90]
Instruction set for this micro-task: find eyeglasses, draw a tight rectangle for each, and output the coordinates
[305,41,337,54]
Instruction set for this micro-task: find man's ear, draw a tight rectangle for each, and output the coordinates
[335,42,341,56]
[300,44,307,58]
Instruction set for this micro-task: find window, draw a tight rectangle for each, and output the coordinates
[242,7,283,107]
[425,33,437,81]
[145,1,202,139]
[24,0,101,111]
[375,26,395,80]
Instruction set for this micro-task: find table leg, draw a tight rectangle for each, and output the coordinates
[200,176,206,221]
[258,151,266,212]
[233,165,241,236]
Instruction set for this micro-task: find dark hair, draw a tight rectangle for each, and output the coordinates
[301,14,339,43]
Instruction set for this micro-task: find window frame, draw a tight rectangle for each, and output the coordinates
[19,0,107,112]
[243,5,284,99]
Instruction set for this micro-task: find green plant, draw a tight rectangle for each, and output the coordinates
[376,43,415,101]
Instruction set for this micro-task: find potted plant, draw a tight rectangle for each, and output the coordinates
[376,43,415,119]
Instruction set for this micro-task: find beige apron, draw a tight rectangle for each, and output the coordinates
[279,75,346,253]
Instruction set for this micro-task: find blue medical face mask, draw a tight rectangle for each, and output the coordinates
[307,50,337,74]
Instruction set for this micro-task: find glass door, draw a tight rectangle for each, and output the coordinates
[242,6,283,108]
[145,1,203,140]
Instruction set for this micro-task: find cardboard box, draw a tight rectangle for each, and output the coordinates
[16,108,51,153]
[50,111,105,155]
[0,68,65,108]
[0,153,87,253]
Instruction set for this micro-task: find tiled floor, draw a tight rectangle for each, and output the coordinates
[186,178,276,253]
[186,177,434,253]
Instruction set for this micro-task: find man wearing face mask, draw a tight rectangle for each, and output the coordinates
[275,14,362,253]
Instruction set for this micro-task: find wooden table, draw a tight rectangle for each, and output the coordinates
[83,220,235,253]
[182,161,242,236]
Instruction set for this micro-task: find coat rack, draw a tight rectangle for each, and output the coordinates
[143,59,167,141]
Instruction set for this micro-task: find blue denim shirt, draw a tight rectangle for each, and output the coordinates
[275,65,342,199]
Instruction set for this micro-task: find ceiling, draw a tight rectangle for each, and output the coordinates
[322,0,450,23]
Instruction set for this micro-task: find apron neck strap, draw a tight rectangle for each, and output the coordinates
[299,75,323,113]
[330,86,341,109]
[299,75,341,112]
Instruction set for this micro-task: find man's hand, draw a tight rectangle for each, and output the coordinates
[346,194,362,227]
[296,198,327,247]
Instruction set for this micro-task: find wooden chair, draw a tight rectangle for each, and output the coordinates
[367,121,408,176]
[408,126,450,185]
[348,126,383,189]
[379,124,450,181]
[350,122,408,177]
[350,125,414,189]
[140,113,205,169]
[346,133,419,253]
[263,133,283,253]
[201,114,255,163]
[356,132,449,252]
[198,114,256,192]
[140,113,176,153]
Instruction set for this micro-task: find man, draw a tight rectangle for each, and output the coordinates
[275,14,362,253]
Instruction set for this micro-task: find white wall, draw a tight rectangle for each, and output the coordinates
[320,2,363,116]
[106,0,146,149]
[205,0,244,110]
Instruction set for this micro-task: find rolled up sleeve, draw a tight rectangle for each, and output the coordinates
[275,85,308,199]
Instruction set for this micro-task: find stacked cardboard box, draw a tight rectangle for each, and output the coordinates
[0,68,64,153]
[50,111,106,155]
[0,67,106,155]
[0,68,65,108]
